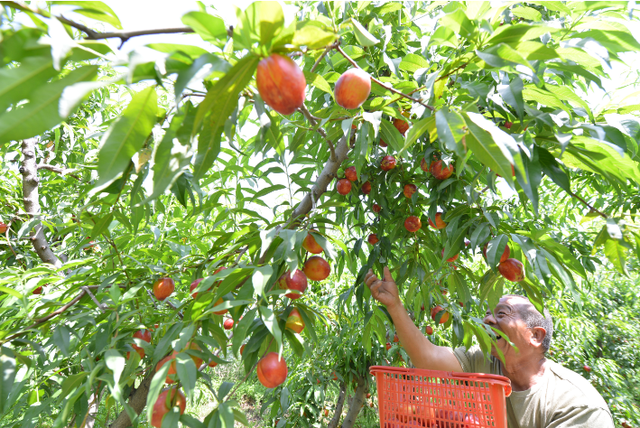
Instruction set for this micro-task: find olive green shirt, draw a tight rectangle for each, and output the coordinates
[453,346,614,428]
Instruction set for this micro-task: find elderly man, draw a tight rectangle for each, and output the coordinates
[365,267,614,427]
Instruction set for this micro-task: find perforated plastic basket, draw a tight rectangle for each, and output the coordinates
[370,366,512,428]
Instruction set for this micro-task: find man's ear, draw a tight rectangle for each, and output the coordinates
[530,326,547,349]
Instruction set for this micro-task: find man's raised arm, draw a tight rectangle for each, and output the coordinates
[365,267,462,372]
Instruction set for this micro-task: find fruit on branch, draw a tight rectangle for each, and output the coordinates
[380,155,397,171]
[278,269,308,299]
[483,243,510,263]
[404,216,422,233]
[153,278,175,301]
[257,352,288,388]
[286,308,305,333]
[213,297,228,315]
[498,258,525,282]
[151,388,186,428]
[379,138,388,148]
[303,231,323,254]
[345,166,358,182]
[33,283,47,294]
[129,329,152,359]
[505,121,513,129]
[372,203,381,213]
[256,53,306,115]
[0,222,7,233]
[186,342,204,368]
[386,342,392,351]
[334,68,371,109]
[425,325,433,335]
[189,278,204,298]
[332,371,339,381]
[403,184,417,199]
[368,233,379,245]
[393,333,399,343]
[366,393,371,399]
[156,352,179,384]
[324,409,330,417]
[208,359,218,368]
[223,318,234,330]
[431,306,450,324]
[361,181,372,194]
[428,213,446,230]
[430,160,454,180]
[583,364,591,372]
[441,249,459,262]
[393,118,409,135]
[420,158,430,173]
[304,256,331,281]
[337,178,352,195]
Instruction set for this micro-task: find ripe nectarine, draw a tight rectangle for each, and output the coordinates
[303,232,323,254]
[441,249,459,262]
[425,325,433,335]
[303,256,330,281]
[430,160,454,180]
[256,53,306,115]
[337,179,352,195]
[361,181,372,194]
[0,222,7,234]
[345,166,358,182]
[403,184,417,199]
[335,68,371,109]
[393,118,409,135]
[367,233,379,245]
[431,306,450,324]
[372,203,381,213]
[380,155,396,171]
[153,278,174,301]
[286,308,305,334]
[156,352,179,384]
[223,318,234,330]
[257,352,288,388]
[498,258,525,282]
[151,388,186,428]
[428,213,446,230]
[278,269,308,300]
[213,297,228,315]
[404,216,421,233]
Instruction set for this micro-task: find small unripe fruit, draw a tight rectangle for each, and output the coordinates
[583,364,591,372]
[337,179,352,195]
[498,258,525,282]
[505,121,513,129]
[368,234,379,245]
[257,352,288,388]
[404,216,422,233]
[153,278,174,301]
[428,213,446,230]
[345,166,358,182]
[361,181,372,194]
[256,53,306,115]
[430,160,454,180]
[425,326,433,335]
[380,155,396,171]
[403,184,417,199]
[372,203,381,213]
[393,118,409,135]
[386,342,392,351]
[334,68,371,109]
[303,256,331,281]
[0,222,7,233]
[223,318,234,330]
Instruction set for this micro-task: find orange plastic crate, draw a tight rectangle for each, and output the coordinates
[370,366,512,428]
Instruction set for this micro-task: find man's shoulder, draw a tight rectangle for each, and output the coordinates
[546,360,610,411]
[453,345,500,374]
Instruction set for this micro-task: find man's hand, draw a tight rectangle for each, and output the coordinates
[365,267,401,309]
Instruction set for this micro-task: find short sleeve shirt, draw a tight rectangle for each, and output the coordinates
[453,346,614,428]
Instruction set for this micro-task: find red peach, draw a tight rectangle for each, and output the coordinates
[380,155,396,171]
[368,234,379,245]
[278,269,308,299]
[153,278,174,301]
[404,216,421,232]
[498,258,525,282]
[403,184,417,199]
[256,53,306,115]
[428,213,446,229]
[303,231,323,254]
[334,68,371,109]
[337,179,352,195]
[257,352,288,388]
[345,166,358,182]
[303,256,331,281]
[361,181,372,194]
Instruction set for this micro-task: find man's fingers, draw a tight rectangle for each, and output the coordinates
[383,266,394,282]
[369,279,383,296]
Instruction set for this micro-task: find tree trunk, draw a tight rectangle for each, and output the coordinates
[108,371,154,428]
[341,376,366,428]
[21,138,63,268]
[328,382,347,428]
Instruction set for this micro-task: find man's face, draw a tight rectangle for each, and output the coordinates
[483,296,536,360]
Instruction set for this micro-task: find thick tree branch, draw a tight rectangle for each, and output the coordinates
[328,383,348,428]
[108,370,155,428]
[21,138,63,269]
[341,376,367,428]
[335,45,435,112]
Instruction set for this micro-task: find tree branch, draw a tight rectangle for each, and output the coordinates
[21,138,63,269]
[569,191,608,219]
[108,370,155,428]
[310,41,340,73]
[335,45,435,112]
[37,163,81,180]
[327,382,347,428]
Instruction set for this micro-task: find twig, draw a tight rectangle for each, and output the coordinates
[106,237,132,282]
[298,104,337,161]
[37,163,81,180]
[146,289,184,319]
[2,289,87,344]
[81,286,107,313]
[570,191,608,218]
[234,247,248,266]
[310,41,340,73]
[335,45,435,112]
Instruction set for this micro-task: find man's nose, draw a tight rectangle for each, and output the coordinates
[483,313,496,324]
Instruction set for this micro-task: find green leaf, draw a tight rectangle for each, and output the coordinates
[193,55,259,178]
[259,305,282,350]
[91,213,113,238]
[536,147,571,193]
[511,6,542,21]
[435,108,466,155]
[95,87,157,190]
[0,355,16,412]
[351,18,379,46]
[379,120,404,152]
[439,9,475,38]
[53,325,71,357]
[522,86,567,112]
[399,54,429,73]
[497,76,524,121]
[514,147,542,215]
[402,118,432,154]
[60,372,88,400]
[0,65,98,146]
[303,71,332,94]
[486,24,560,46]
[104,349,125,384]
[477,43,532,70]
[175,54,231,101]
[55,2,122,29]
[181,12,228,46]
[604,238,628,276]
[292,24,336,49]
[0,56,56,112]
[175,353,197,399]
[464,114,515,183]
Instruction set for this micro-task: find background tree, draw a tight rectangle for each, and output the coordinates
[1,1,639,427]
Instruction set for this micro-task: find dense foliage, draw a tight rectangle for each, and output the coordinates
[1,1,639,427]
